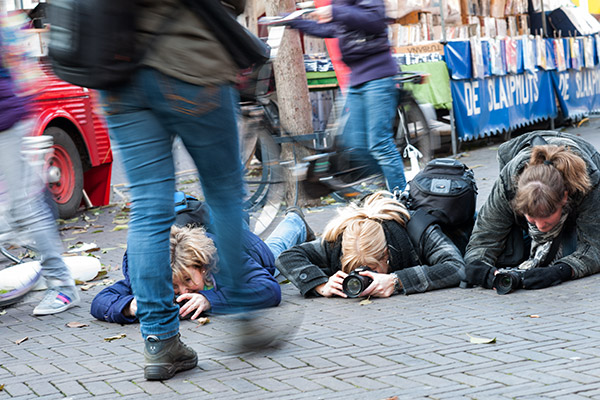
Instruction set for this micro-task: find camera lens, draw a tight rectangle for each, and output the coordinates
[344,276,363,297]
[494,271,521,295]
[342,272,373,298]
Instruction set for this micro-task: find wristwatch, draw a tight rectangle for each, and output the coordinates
[391,273,402,295]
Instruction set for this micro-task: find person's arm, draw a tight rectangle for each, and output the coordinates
[394,224,465,295]
[465,172,518,268]
[287,18,338,38]
[332,0,387,34]
[275,239,335,297]
[528,186,600,285]
[90,280,138,324]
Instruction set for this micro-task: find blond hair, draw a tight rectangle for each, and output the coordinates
[513,145,591,217]
[322,191,410,273]
[170,225,218,285]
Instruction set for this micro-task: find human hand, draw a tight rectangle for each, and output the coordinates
[522,263,572,289]
[310,5,332,23]
[124,298,137,317]
[359,271,396,298]
[314,270,348,297]
[176,293,210,320]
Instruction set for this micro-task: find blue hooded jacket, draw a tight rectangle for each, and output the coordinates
[90,230,281,324]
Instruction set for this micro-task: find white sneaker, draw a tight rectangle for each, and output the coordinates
[33,286,80,315]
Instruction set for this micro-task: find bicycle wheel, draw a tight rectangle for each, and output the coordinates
[395,96,434,167]
[240,115,284,237]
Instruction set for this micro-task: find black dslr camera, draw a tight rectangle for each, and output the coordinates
[493,268,525,295]
[342,266,374,298]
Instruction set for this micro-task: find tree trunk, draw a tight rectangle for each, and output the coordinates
[266,0,319,207]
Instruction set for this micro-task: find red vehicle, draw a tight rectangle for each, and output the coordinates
[30,62,113,218]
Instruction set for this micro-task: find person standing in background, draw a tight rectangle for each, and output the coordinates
[287,0,407,192]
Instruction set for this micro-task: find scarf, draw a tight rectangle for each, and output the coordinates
[518,210,569,270]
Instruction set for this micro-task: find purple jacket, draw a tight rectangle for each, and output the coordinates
[90,230,281,324]
[289,0,397,87]
[0,39,29,131]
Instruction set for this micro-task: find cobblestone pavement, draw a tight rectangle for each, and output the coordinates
[2,120,600,399]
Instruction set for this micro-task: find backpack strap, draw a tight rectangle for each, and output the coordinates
[406,209,442,250]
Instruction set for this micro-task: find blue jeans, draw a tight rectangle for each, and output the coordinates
[264,212,307,260]
[342,77,406,191]
[0,119,72,286]
[100,68,244,340]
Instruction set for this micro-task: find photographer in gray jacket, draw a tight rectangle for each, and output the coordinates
[464,131,600,293]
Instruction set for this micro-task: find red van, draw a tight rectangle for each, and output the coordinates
[30,63,113,218]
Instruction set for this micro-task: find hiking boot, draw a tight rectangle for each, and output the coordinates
[33,285,80,315]
[285,206,316,242]
[144,334,198,380]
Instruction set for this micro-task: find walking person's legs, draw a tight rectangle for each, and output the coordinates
[100,72,196,380]
[0,119,78,315]
[363,77,406,192]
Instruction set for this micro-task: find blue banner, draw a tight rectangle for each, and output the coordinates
[451,70,557,140]
[552,67,600,119]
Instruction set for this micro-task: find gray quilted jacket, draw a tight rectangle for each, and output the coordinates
[465,131,600,279]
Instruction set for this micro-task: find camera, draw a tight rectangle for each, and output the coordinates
[342,266,374,298]
[493,268,525,295]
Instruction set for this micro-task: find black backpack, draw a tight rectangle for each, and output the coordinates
[404,158,478,254]
[47,0,139,89]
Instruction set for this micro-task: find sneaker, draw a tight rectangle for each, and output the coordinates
[33,285,80,315]
[144,333,198,380]
[285,206,316,242]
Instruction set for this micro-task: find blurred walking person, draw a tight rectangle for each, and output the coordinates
[0,6,79,315]
[98,0,249,380]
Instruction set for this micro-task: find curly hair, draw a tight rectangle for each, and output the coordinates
[322,191,410,273]
[170,225,218,286]
[513,144,591,217]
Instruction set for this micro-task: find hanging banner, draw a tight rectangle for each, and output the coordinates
[551,67,600,119]
[451,70,557,140]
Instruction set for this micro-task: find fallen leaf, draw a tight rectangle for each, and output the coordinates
[67,242,100,253]
[119,244,128,249]
[359,297,372,306]
[92,230,104,234]
[0,384,4,391]
[72,229,88,234]
[0,310,6,316]
[112,225,128,232]
[383,397,398,400]
[528,314,540,318]
[66,321,88,328]
[92,270,108,281]
[196,317,210,326]
[466,333,496,344]
[79,283,95,291]
[104,334,126,342]
[15,337,28,345]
